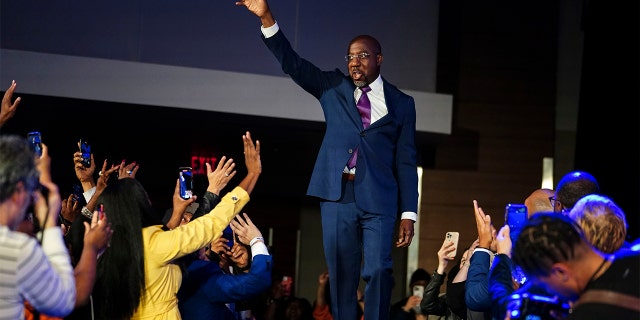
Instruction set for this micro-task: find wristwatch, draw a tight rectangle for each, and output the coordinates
[81,206,93,219]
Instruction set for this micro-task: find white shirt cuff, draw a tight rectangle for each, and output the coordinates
[261,21,279,38]
[83,186,96,203]
[251,242,269,258]
[474,247,493,255]
[401,211,417,222]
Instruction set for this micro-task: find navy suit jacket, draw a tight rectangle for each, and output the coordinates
[263,30,418,215]
[178,254,272,320]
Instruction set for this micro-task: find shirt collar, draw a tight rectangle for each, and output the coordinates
[367,75,383,94]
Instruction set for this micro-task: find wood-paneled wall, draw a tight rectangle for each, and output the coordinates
[416,0,557,280]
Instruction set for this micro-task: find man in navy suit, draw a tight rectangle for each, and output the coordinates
[235,1,419,319]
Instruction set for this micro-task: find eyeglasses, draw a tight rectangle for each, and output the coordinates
[549,196,559,209]
[344,52,376,62]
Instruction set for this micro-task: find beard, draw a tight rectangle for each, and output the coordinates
[353,78,369,88]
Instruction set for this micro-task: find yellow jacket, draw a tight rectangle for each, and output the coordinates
[131,187,249,319]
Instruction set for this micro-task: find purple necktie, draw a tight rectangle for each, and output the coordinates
[347,86,371,169]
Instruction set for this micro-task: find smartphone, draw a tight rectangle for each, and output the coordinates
[79,139,91,168]
[178,167,193,200]
[505,204,528,245]
[445,232,460,258]
[71,184,87,207]
[412,284,425,312]
[222,226,234,249]
[281,276,293,297]
[27,131,43,157]
[412,284,425,297]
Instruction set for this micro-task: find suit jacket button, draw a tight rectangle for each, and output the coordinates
[360,132,366,137]
[348,149,354,154]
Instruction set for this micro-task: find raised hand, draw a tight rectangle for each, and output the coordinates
[437,239,457,273]
[84,208,113,256]
[166,178,198,229]
[34,143,61,229]
[230,213,262,246]
[61,194,81,225]
[205,156,235,195]
[0,80,21,128]
[237,131,262,195]
[243,131,261,176]
[117,160,139,179]
[73,146,96,186]
[473,200,493,249]
[229,243,249,270]
[496,225,512,256]
[234,0,272,22]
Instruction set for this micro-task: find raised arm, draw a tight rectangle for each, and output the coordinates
[0,80,21,129]
[73,211,113,306]
[237,131,261,195]
[73,145,96,195]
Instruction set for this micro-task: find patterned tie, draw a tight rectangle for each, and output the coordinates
[347,86,372,169]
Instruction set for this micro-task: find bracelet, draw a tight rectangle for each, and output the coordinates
[81,207,93,219]
[249,236,265,246]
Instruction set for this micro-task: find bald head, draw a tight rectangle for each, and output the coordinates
[524,188,555,217]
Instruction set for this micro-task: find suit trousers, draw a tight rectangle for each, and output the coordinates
[320,179,396,320]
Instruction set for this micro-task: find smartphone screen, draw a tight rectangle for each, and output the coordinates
[79,139,91,167]
[178,167,193,200]
[445,232,460,258]
[505,204,528,245]
[27,131,42,157]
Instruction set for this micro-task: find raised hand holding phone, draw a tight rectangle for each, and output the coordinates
[84,203,113,255]
[79,139,92,168]
[27,131,42,157]
[505,204,527,245]
[178,167,193,200]
[445,231,460,258]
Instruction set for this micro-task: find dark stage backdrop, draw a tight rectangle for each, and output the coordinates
[1,0,440,93]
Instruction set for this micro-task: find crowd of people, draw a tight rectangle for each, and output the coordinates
[1,0,638,319]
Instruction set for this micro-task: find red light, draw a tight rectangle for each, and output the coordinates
[191,155,218,175]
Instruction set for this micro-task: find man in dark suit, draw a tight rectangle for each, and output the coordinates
[235,1,419,319]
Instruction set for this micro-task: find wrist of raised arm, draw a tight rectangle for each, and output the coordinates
[80,180,96,190]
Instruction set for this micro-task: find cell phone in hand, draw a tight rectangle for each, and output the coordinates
[413,284,425,297]
[222,226,234,249]
[178,167,193,200]
[445,232,460,258]
[79,139,91,168]
[27,131,43,157]
[505,204,528,245]
[412,284,425,312]
[71,184,87,207]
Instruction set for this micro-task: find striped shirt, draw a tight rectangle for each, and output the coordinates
[0,226,75,320]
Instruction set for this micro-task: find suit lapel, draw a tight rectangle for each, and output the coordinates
[344,82,366,128]
[368,79,396,129]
